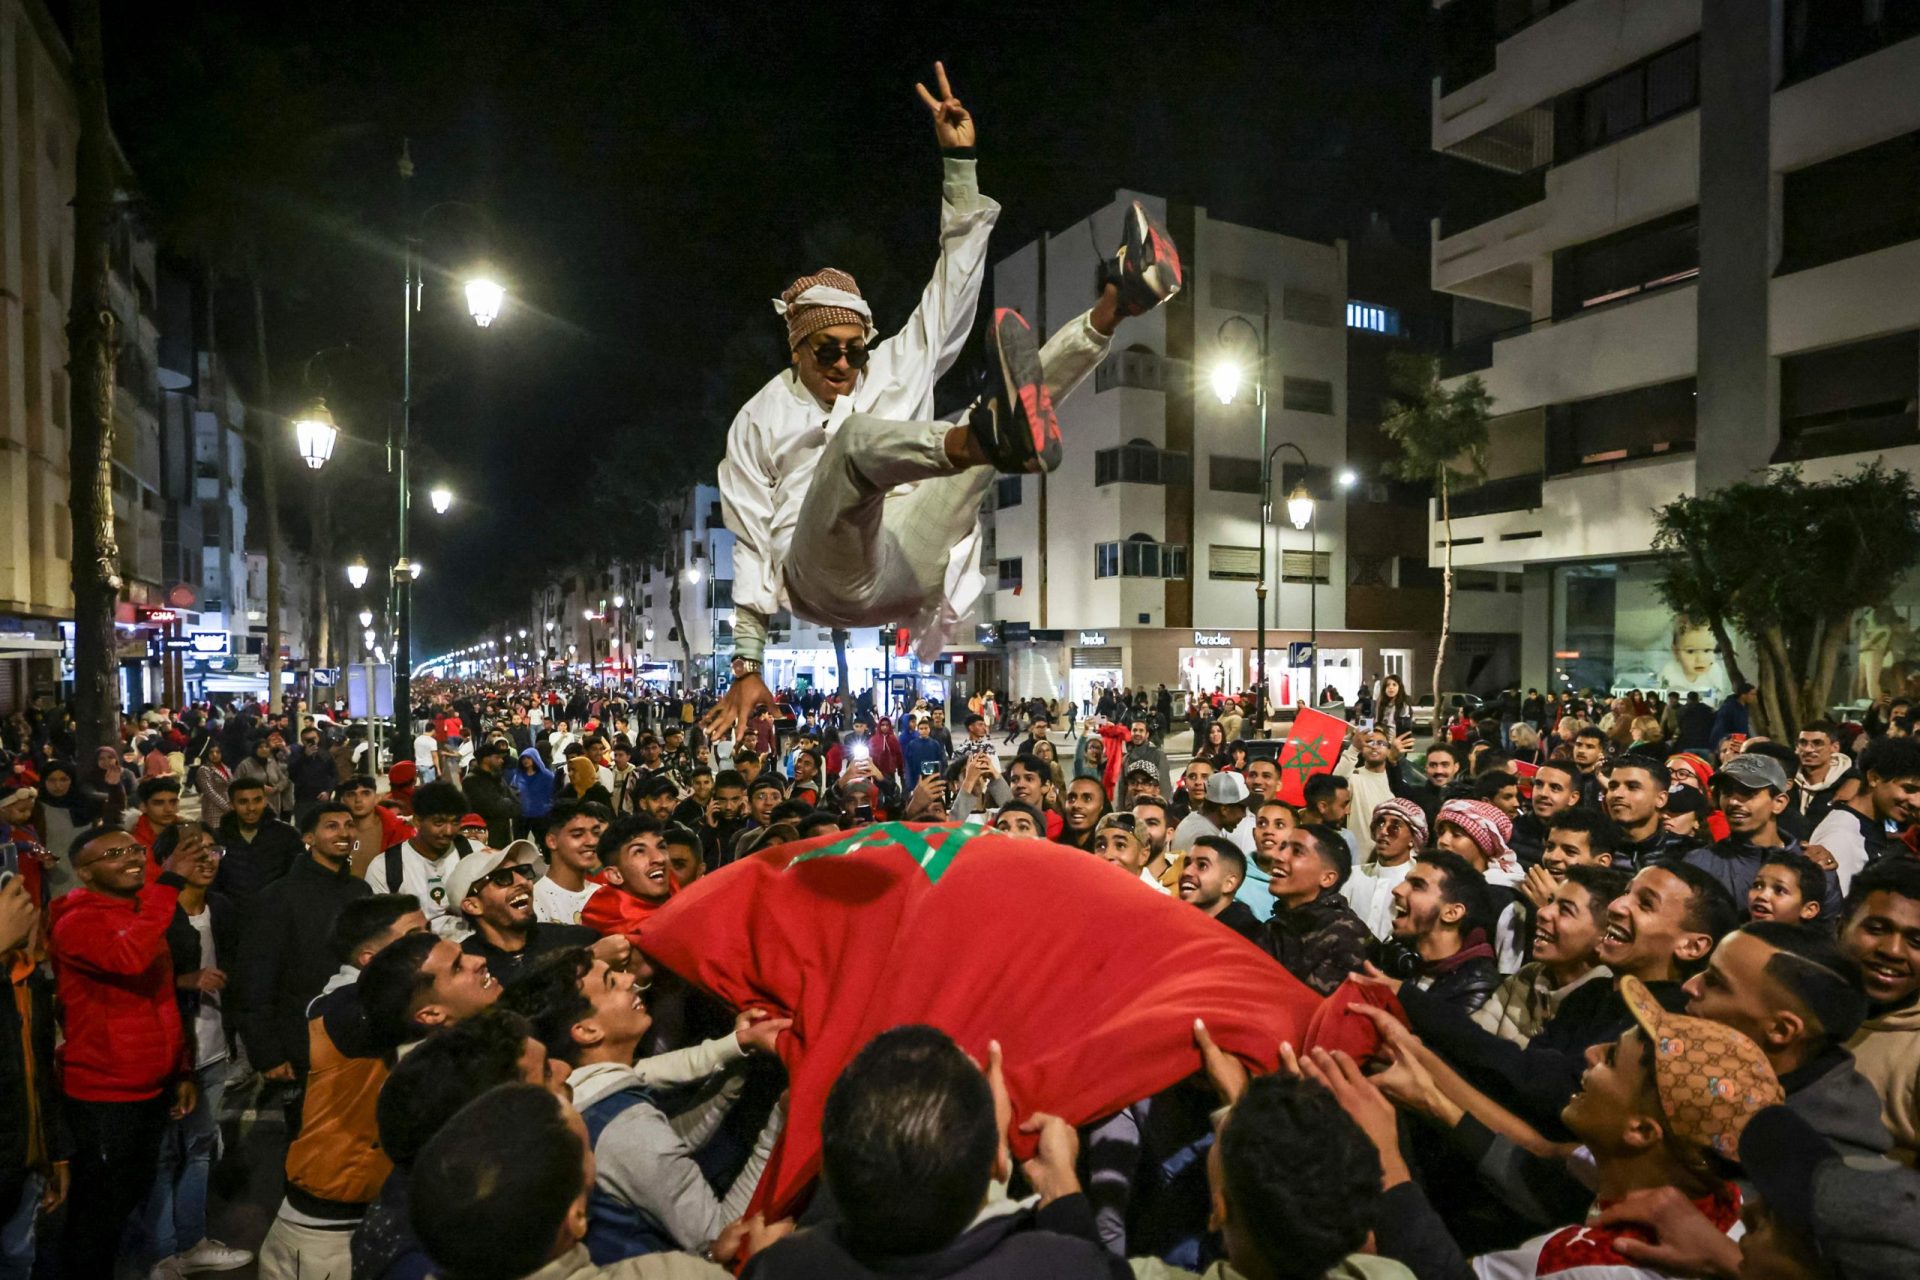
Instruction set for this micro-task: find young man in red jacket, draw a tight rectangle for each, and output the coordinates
[46,824,202,1278]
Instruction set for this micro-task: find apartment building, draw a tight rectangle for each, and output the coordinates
[0,0,75,710]
[1429,0,1920,699]
[981,191,1437,709]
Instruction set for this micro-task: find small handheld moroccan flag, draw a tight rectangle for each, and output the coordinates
[1275,707,1351,806]
[636,821,1322,1221]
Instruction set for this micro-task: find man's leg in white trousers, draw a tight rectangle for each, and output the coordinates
[782,311,1114,629]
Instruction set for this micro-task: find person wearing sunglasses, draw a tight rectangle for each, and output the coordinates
[450,841,622,988]
[707,61,1183,746]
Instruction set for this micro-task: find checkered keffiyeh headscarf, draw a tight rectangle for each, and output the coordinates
[1370,797,1429,849]
[1436,799,1513,865]
[776,269,875,350]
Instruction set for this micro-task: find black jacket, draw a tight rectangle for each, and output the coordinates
[744,1193,1128,1280]
[1211,898,1266,944]
[289,747,340,807]
[1370,937,1502,1015]
[1615,827,1693,871]
[165,892,242,1037]
[1402,975,1691,1137]
[234,854,371,1076]
[212,811,304,911]
[460,921,600,988]
[462,767,522,849]
[0,958,66,1210]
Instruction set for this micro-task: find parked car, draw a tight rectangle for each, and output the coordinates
[1410,692,1484,735]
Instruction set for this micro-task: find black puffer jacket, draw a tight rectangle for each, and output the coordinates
[213,811,304,911]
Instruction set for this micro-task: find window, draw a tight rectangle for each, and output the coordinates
[1208,455,1263,495]
[1783,0,1920,84]
[996,475,1023,508]
[1211,273,1267,314]
[1096,442,1190,487]
[1346,301,1402,335]
[1281,376,1334,415]
[1283,287,1336,327]
[1781,130,1920,274]
[1208,544,1262,581]
[1095,346,1166,392]
[1552,208,1698,317]
[1777,330,1920,462]
[996,558,1024,591]
[1095,537,1188,580]
[1545,378,1696,474]
[1281,550,1332,585]
[1555,39,1699,164]
[709,579,734,610]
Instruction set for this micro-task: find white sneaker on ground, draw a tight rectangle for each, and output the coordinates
[172,1239,255,1272]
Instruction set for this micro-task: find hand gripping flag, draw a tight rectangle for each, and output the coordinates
[635,821,1322,1221]
[1275,707,1351,806]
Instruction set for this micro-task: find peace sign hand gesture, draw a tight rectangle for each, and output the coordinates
[914,62,975,150]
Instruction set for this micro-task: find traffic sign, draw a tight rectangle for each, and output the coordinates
[1288,641,1316,667]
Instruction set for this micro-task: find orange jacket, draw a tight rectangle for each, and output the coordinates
[283,984,390,1213]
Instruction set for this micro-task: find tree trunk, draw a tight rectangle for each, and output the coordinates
[666,539,694,692]
[1804,610,1850,727]
[313,481,333,671]
[833,628,852,707]
[249,273,285,713]
[1429,470,1454,714]
[64,0,121,760]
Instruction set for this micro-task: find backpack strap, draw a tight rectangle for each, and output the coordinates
[382,843,404,892]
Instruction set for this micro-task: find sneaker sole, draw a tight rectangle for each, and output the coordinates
[1121,202,1183,312]
[991,309,1058,473]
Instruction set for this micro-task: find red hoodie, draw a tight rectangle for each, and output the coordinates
[47,876,189,1101]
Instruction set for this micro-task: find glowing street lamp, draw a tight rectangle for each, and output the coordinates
[293,398,339,471]
[1285,482,1316,531]
[429,485,453,515]
[363,628,377,649]
[358,608,374,628]
[1209,361,1244,406]
[465,274,506,328]
[684,566,702,586]
[346,557,370,590]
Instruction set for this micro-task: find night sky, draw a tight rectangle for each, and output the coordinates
[103,0,1458,653]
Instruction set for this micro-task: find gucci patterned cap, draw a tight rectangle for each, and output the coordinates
[1621,974,1784,1161]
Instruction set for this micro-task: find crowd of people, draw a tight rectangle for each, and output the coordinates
[3,665,1920,1280]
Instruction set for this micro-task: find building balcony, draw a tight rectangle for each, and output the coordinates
[1434,0,1700,165]
[1433,109,1698,306]
[1429,453,1693,570]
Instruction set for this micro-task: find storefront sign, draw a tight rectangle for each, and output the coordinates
[188,630,231,656]
[1192,631,1233,647]
[1002,621,1031,644]
[1077,631,1108,646]
[976,623,1002,646]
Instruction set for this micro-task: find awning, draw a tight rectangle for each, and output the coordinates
[0,637,66,661]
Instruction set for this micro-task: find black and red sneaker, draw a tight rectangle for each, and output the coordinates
[966,308,1060,474]
[1098,199,1184,316]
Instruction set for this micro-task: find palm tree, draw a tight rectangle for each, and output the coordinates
[65,0,121,758]
[1380,353,1493,712]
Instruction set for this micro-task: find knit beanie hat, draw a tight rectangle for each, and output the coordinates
[776,269,874,350]
[1436,799,1513,866]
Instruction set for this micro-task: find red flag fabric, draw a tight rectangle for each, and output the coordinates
[1513,759,1539,800]
[635,821,1321,1221]
[1275,707,1351,806]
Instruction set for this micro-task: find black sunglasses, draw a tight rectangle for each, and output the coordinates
[808,338,870,370]
[475,863,536,893]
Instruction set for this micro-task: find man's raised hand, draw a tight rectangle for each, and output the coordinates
[700,670,773,743]
[915,62,975,150]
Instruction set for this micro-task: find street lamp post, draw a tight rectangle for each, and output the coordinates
[1213,304,1271,724]
[395,139,505,742]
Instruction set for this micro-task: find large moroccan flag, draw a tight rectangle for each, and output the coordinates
[636,821,1320,1220]
[1275,707,1351,806]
